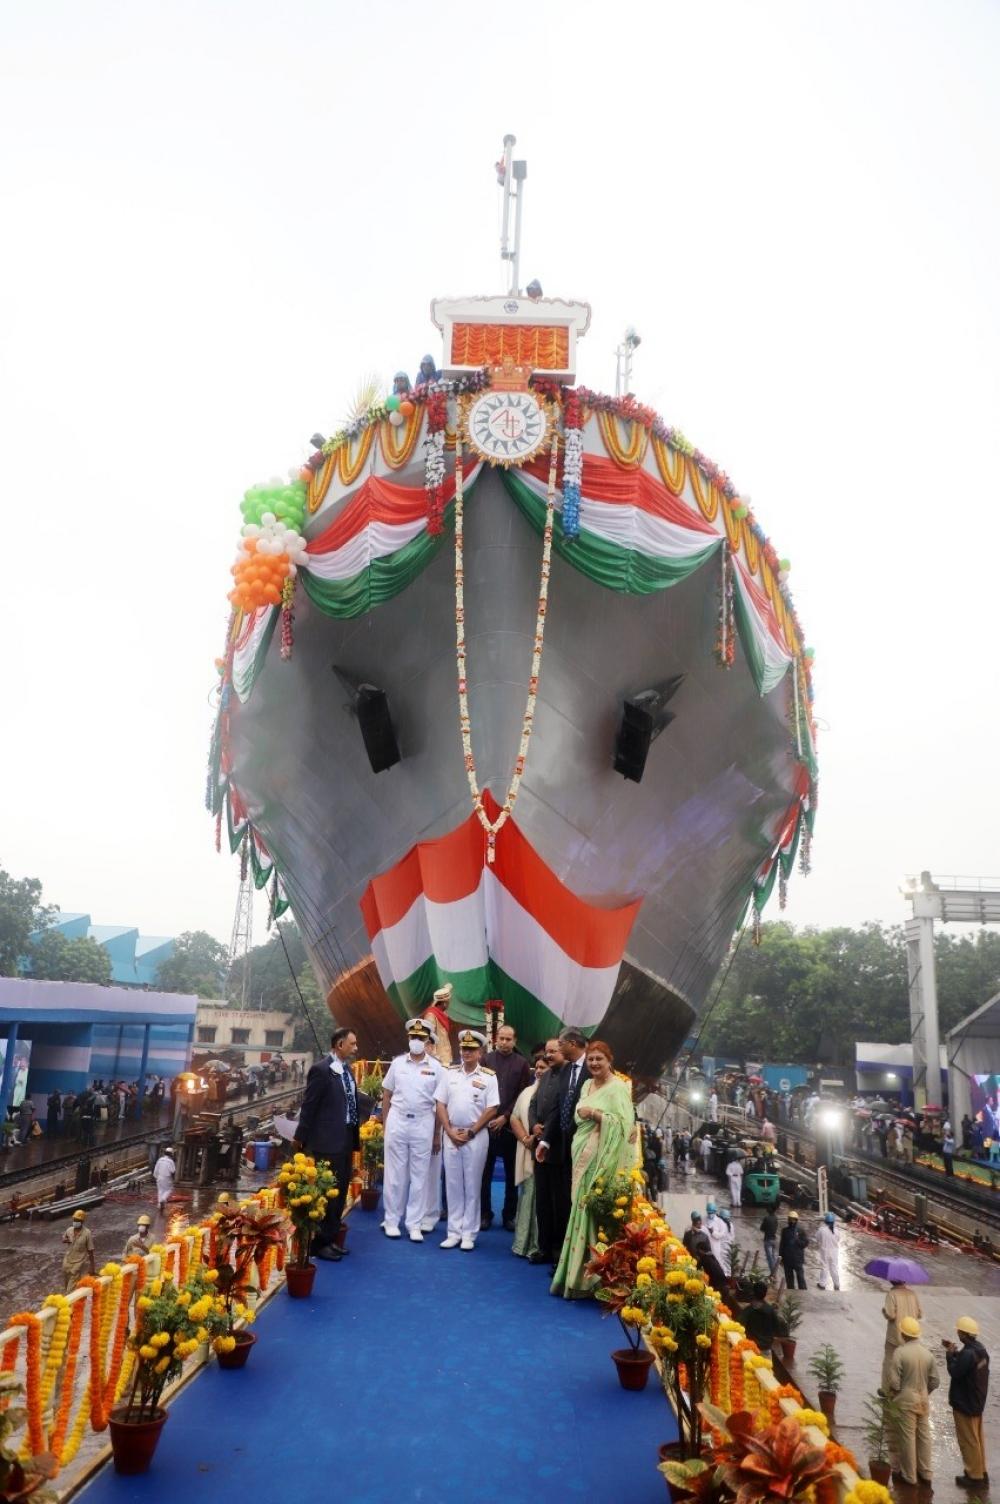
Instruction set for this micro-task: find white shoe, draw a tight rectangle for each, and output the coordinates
[409,1228,423,1242]
[420,1221,437,1233]
[460,1238,475,1251]
[384,1225,401,1238]
[440,1235,460,1249]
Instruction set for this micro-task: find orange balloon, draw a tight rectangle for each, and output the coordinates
[245,537,258,553]
[399,400,415,418]
[266,584,281,605]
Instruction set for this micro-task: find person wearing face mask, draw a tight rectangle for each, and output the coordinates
[294,1027,372,1262]
[381,1019,446,1242]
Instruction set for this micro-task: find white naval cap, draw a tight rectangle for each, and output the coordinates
[405,1017,432,1039]
[458,1029,486,1048]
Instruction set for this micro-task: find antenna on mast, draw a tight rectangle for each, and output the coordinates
[614,326,642,397]
[496,133,527,295]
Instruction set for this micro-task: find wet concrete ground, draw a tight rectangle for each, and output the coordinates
[662,1160,1000,1500]
[0,1167,278,1318]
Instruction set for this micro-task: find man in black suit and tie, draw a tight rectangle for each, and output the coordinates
[294,1027,371,1262]
[534,1027,590,1264]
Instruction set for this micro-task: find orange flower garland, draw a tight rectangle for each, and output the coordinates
[9,1313,43,1457]
[1,1334,19,1374]
[98,1269,131,1423]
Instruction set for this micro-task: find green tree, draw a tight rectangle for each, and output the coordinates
[28,931,112,984]
[0,867,52,976]
[154,930,228,997]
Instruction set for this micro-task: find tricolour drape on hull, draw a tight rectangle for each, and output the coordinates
[359,792,642,1042]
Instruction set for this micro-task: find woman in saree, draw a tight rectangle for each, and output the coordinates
[551,1040,635,1299]
[510,1051,549,1258]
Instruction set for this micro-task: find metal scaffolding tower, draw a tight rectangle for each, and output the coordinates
[901,871,1000,1107]
[228,872,254,1012]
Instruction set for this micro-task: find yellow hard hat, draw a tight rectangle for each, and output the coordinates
[956,1316,979,1336]
[787,1210,798,1220]
[900,1316,921,1339]
[216,1192,231,1204]
[72,1209,86,1222]
[136,1215,152,1228]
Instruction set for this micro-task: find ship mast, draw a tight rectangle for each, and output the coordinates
[497,132,527,295]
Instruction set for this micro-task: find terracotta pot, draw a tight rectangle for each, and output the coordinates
[334,1224,348,1249]
[285,1262,317,1298]
[360,1187,380,1212]
[868,1458,892,1485]
[817,1389,837,1422]
[216,1331,256,1369]
[779,1337,797,1363]
[108,1406,168,1475]
[658,1440,693,1502]
[611,1347,655,1391]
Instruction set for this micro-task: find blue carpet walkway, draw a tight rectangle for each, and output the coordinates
[82,1189,676,1504]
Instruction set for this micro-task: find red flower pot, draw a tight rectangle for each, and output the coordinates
[612,1347,655,1391]
[869,1458,892,1485]
[108,1406,168,1475]
[817,1389,837,1423]
[285,1262,317,1298]
[217,1331,256,1369]
[359,1187,380,1212]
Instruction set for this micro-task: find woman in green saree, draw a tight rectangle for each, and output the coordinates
[551,1040,635,1299]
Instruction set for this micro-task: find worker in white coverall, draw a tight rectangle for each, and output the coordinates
[434,1030,499,1250]
[381,1018,444,1241]
[726,1154,744,1209]
[815,1210,841,1290]
[153,1145,176,1211]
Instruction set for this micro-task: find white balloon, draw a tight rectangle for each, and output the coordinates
[268,476,284,489]
[292,549,309,565]
[287,562,297,577]
[242,523,260,537]
[261,511,276,526]
[388,410,404,427]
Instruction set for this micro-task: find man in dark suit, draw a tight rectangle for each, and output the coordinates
[294,1028,371,1262]
[528,1036,564,1264]
[535,1027,590,1264]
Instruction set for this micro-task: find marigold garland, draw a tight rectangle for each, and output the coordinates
[454,427,558,863]
[49,1297,86,1460]
[9,1313,44,1459]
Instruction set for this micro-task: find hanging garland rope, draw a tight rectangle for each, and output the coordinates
[454,424,559,864]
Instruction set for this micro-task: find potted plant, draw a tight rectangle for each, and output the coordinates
[276,1152,338,1297]
[110,1271,204,1474]
[702,1402,838,1502]
[204,1203,287,1367]
[358,1119,384,1210]
[0,1374,57,1500]
[605,1298,656,1391]
[860,1390,901,1485]
[776,1293,803,1363]
[807,1343,846,1423]
[645,1264,717,1457]
[581,1168,644,1242]
[657,1455,728,1504]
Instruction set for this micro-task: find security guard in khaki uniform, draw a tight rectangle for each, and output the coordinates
[61,1209,96,1291]
[434,1030,499,1250]
[382,1018,445,1241]
[887,1316,939,1488]
[123,1213,152,1259]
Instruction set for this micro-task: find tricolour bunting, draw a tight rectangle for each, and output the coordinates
[359,791,641,1042]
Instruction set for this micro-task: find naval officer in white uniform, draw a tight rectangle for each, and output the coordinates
[434,1029,499,1250]
[419,1018,445,1232]
[381,1018,445,1241]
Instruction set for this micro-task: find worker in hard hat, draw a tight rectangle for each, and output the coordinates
[815,1210,841,1291]
[61,1209,96,1291]
[944,1316,990,1490]
[123,1214,152,1259]
[887,1316,938,1489]
[881,1275,923,1392]
[778,1209,807,1289]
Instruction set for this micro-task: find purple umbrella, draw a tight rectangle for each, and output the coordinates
[864,1256,930,1284]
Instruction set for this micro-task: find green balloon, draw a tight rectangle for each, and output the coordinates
[386,394,401,412]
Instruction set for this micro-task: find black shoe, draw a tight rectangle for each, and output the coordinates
[314,1246,343,1261]
[527,1251,550,1264]
[955,1477,988,1491]
[502,1217,516,1232]
[480,1217,493,1232]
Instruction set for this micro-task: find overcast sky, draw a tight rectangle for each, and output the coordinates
[2,0,998,955]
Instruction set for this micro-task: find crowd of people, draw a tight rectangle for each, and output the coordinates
[292,1017,640,1295]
